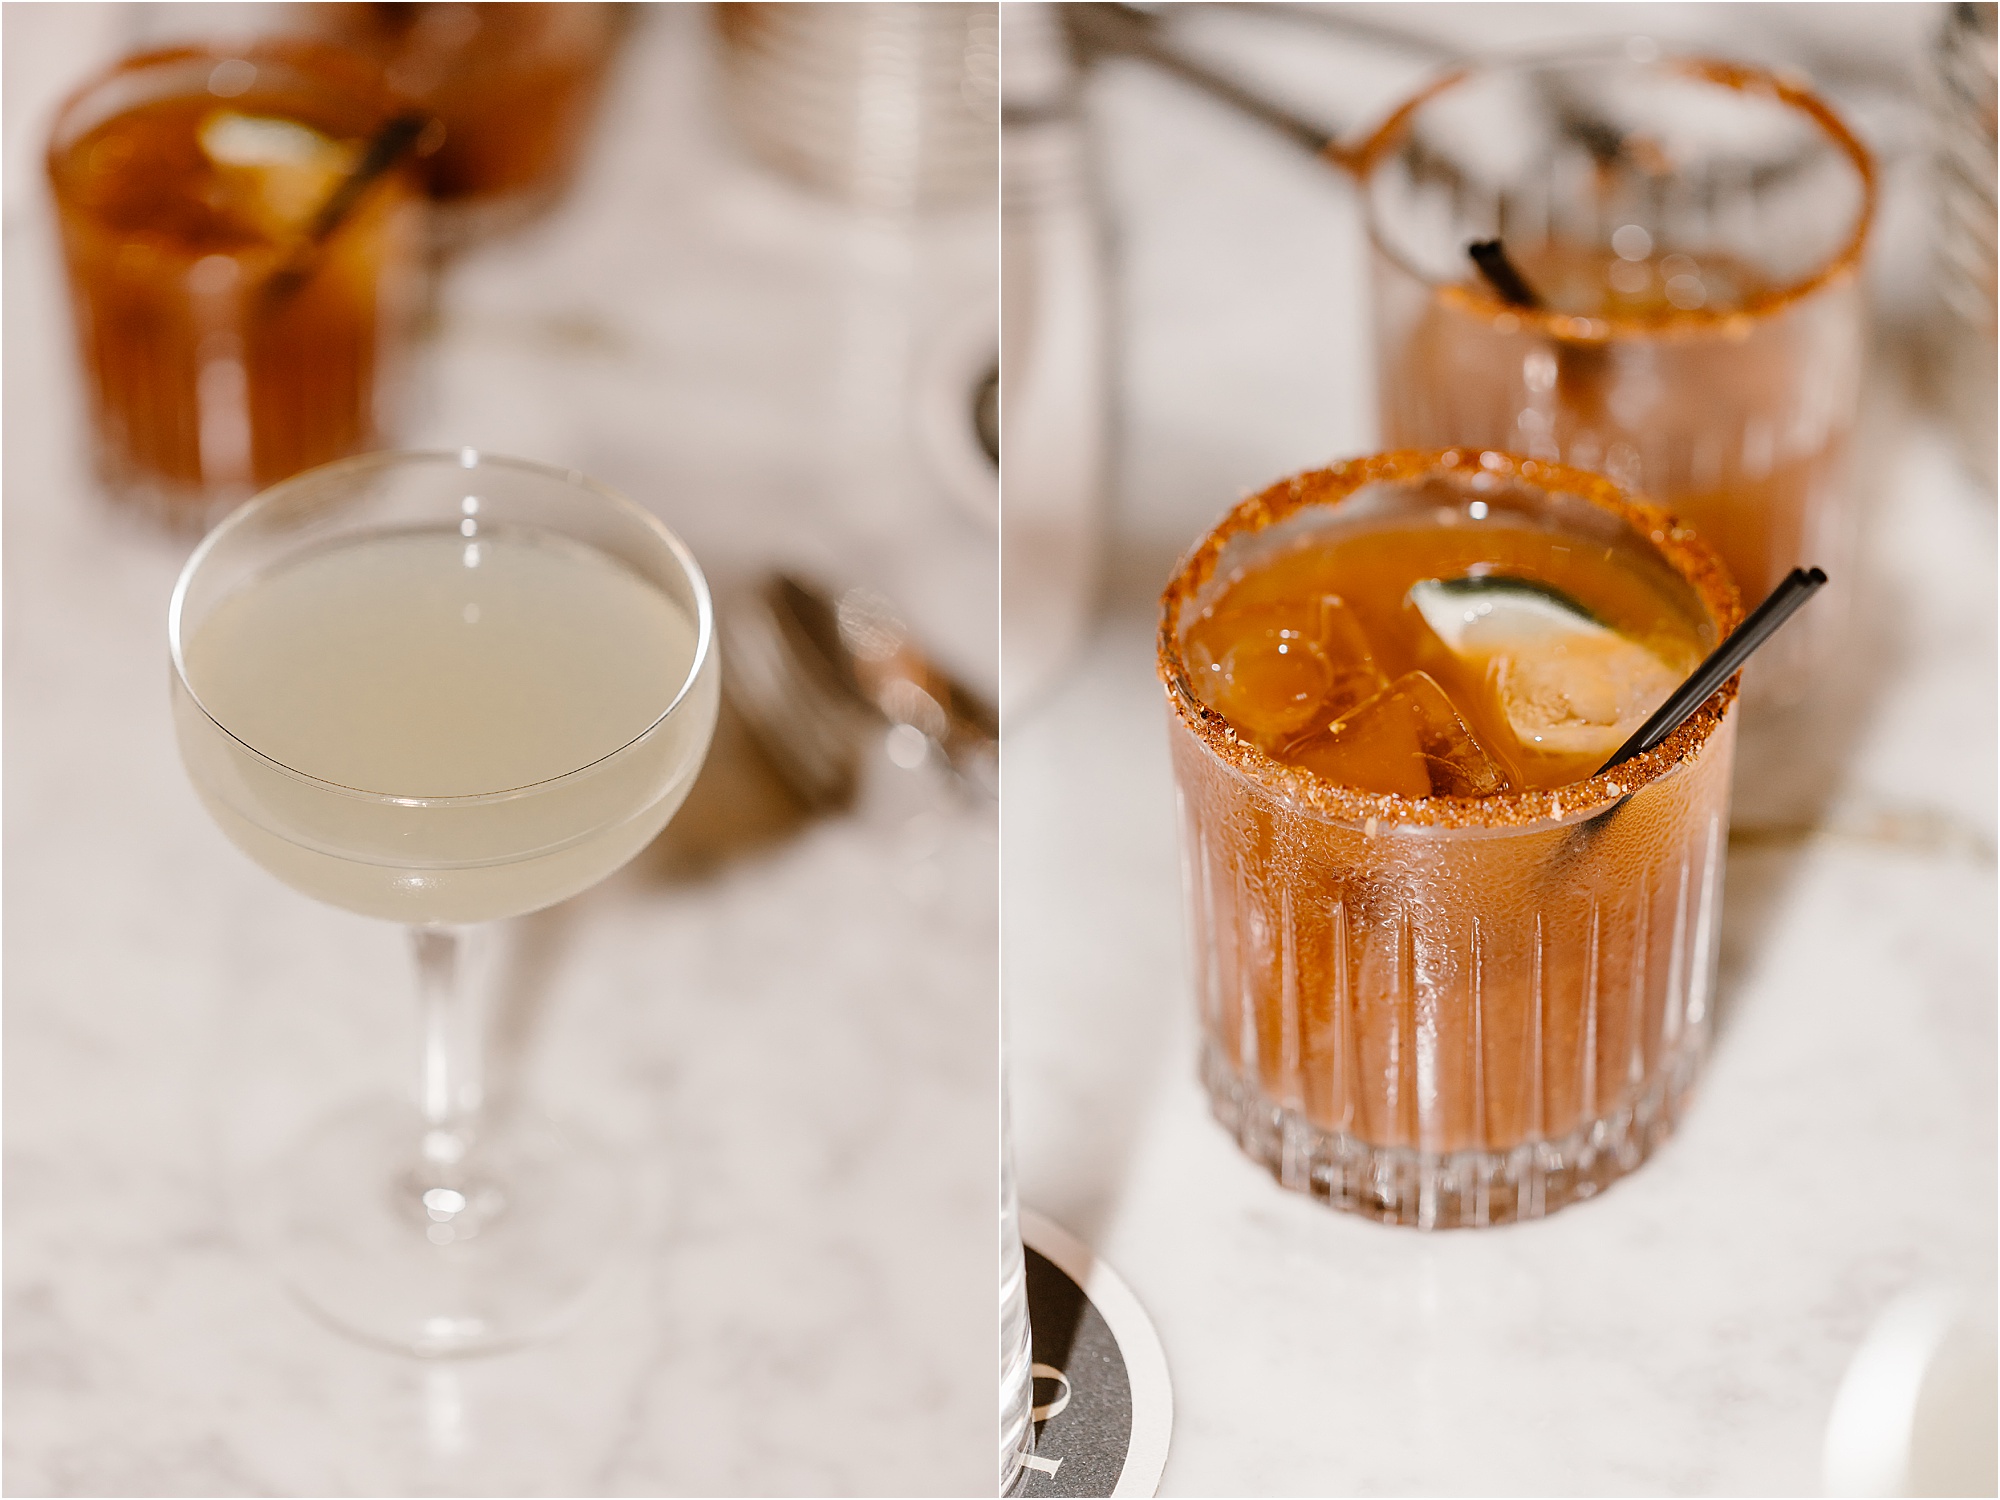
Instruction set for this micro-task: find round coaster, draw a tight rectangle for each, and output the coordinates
[1010,1210,1172,1498]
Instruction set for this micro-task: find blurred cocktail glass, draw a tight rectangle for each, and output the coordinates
[47,41,425,529]
[1160,451,1741,1225]
[1360,48,1872,701]
[170,451,719,1351]
[713,2,998,210]
[317,2,620,236]
[1931,1,1997,489]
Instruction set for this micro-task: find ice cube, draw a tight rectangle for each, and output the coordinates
[1183,595,1385,748]
[199,111,355,239]
[1314,594,1388,722]
[1280,670,1508,798]
[1408,575,1682,760]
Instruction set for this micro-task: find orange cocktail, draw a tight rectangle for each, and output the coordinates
[47,42,423,526]
[318,3,618,228]
[1160,451,1740,1226]
[1360,52,1871,700]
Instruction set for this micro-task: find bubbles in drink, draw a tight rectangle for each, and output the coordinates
[1282,670,1508,798]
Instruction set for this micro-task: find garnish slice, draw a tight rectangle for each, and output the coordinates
[199,112,357,238]
[1408,574,1683,759]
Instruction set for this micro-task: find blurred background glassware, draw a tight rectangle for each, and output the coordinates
[1362,46,1874,704]
[46,39,426,530]
[915,301,998,530]
[722,571,998,810]
[711,2,997,211]
[169,451,719,1353]
[315,2,622,240]
[1823,1284,1999,1497]
[1000,1,1109,720]
[1930,1,1997,491]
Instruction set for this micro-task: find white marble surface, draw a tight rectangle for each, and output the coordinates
[1006,5,1997,1496]
[5,6,995,1495]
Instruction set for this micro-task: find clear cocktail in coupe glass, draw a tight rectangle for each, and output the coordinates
[1159,451,1741,1226]
[1360,47,1871,701]
[170,450,719,1352]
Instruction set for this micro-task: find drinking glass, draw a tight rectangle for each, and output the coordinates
[315,2,621,237]
[1931,1,1997,489]
[170,450,719,1352]
[1159,451,1741,1227]
[1360,46,1872,701]
[47,40,426,529]
[712,2,999,210]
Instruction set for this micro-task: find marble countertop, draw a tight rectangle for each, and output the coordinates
[1006,5,1996,1495]
[5,7,995,1495]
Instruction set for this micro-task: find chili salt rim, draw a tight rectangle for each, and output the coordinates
[1156,449,1743,831]
[1349,51,1877,344]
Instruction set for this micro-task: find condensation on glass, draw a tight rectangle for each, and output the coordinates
[1160,452,1743,1228]
[1360,47,1873,702]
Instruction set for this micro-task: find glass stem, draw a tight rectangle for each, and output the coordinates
[412,924,482,1180]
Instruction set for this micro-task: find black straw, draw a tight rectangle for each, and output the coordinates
[1598,567,1829,773]
[265,112,431,303]
[306,112,430,242]
[1468,239,1543,309]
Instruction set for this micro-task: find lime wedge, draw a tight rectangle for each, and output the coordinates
[1407,575,1683,759]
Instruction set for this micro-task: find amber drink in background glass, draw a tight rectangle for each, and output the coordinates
[1160,451,1742,1226]
[318,3,619,235]
[46,42,424,529]
[1360,49,1871,703]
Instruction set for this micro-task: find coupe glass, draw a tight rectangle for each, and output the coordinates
[169,450,719,1353]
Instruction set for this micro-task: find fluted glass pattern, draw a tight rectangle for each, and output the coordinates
[1170,710,1737,1228]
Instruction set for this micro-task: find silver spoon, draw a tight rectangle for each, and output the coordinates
[723,573,998,808]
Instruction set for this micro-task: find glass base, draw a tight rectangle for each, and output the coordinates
[1001,1318,1034,1492]
[255,1095,629,1356]
[1201,1040,1701,1228]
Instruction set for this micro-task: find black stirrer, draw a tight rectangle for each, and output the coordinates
[1468,238,1544,309]
[1598,566,1828,774]
[264,111,431,304]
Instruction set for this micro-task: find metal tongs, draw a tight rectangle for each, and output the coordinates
[724,573,998,809]
[1063,5,1815,202]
